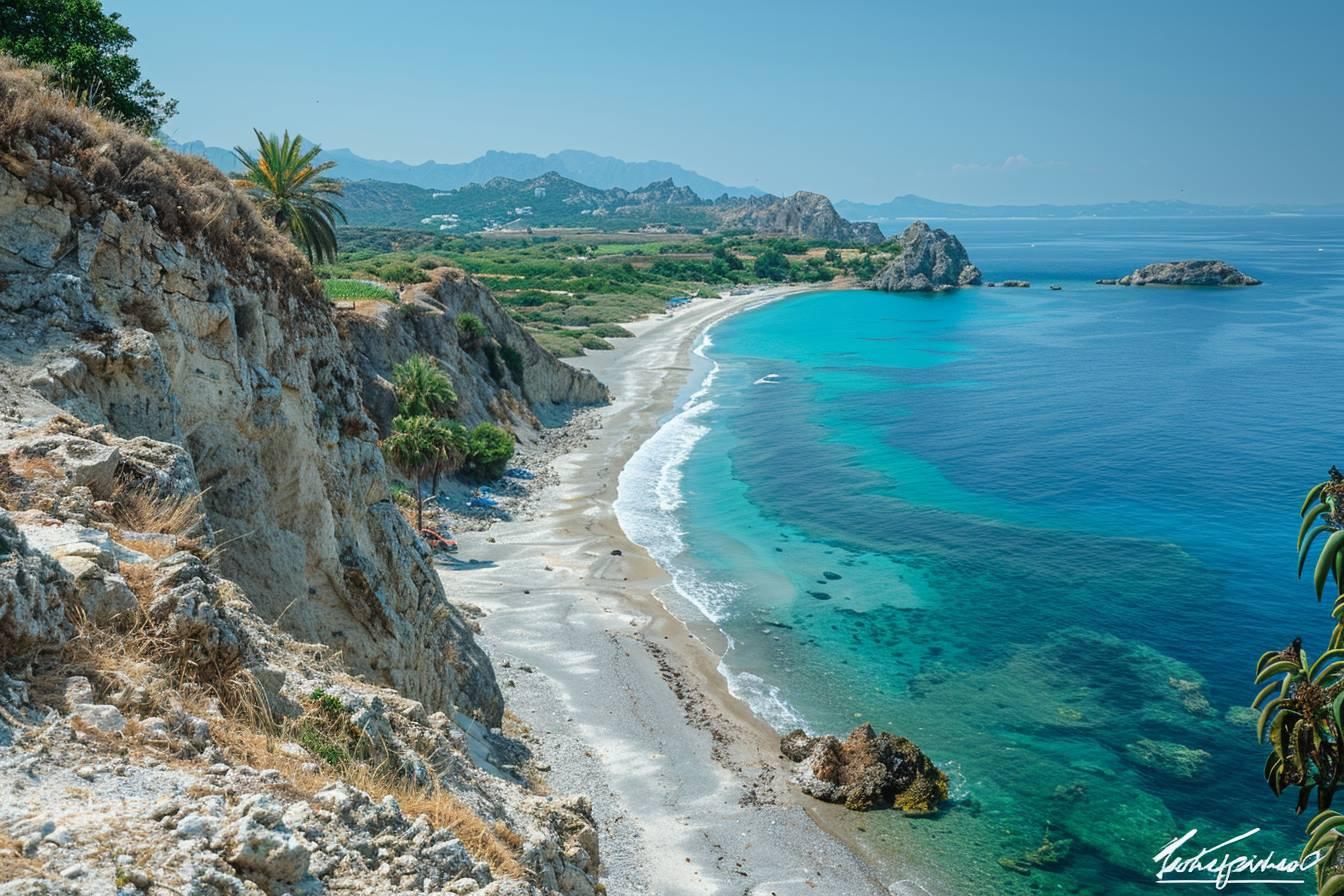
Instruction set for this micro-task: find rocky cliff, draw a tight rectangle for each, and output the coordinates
[341,271,609,441]
[871,221,982,291]
[0,58,601,895]
[715,191,885,244]
[1115,260,1262,286]
[0,117,502,726]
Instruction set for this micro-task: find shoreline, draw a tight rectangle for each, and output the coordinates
[439,282,902,894]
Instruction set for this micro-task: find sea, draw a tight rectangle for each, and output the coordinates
[613,216,1344,894]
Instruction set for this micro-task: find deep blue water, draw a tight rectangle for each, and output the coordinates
[615,217,1344,894]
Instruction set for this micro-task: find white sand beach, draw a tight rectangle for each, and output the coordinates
[438,285,897,895]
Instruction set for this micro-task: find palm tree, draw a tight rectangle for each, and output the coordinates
[233,130,347,264]
[392,355,457,417]
[429,419,469,495]
[381,415,437,531]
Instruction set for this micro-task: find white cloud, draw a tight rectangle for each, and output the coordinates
[952,154,1055,173]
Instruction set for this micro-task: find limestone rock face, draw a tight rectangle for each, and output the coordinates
[341,270,609,439]
[715,191,885,245]
[0,514,75,664]
[1116,260,1261,286]
[0,102,500,722]
[781,724,948,814]
[872,221,981,292]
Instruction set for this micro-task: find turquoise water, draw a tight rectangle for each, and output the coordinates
[615,217,1344,894]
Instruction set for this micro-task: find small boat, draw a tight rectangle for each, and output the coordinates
[1049,285,1062,291]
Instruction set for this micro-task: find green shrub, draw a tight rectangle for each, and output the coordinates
[579,333,613,351]
[456,312,487,348]
[462,422,516,480]
[589,323,634,339]
[499,344,526,385]
[377,261,431,284]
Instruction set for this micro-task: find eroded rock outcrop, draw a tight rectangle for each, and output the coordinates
[1115,260,1261,286]
[0,61,500,723]
[715,191,885,245]
[781,724,948,814]
[871,221,981,292]
[341,271,609,440]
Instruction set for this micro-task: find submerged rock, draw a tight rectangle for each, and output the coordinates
[1115,260,1261,286]
[871,221,982,292]
[780,724,948,813]
[1123,738,1210,779]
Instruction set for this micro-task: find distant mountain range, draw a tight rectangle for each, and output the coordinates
[332,173,883,243]
[166,139,763,198]
[170,139,1344,227]
[834,195,1344,222]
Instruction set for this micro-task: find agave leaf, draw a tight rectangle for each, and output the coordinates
[1309,809,1343,836]
[1259,650,1285,673]
[1257,660,1304,684]
[1311,650,1344,679]
[1316,531,1344,599]
[1301,506,1333,550]
[1259,697,1293,742]
[1308,817,1344,855]
[1319,870,1344,896]
[1302,525,1334,575]
[1253,679,1284,709]
[1303,481,1330,516]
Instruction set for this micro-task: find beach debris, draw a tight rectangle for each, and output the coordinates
[779,724,948,814]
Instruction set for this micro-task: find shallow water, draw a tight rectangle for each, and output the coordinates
[615,217,1344,893]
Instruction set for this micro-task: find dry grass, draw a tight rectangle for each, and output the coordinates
[92,480,215,564]
[0,834,49,883]
[0,55,325,310]
[208,706,529,879]
[0,453,65,511]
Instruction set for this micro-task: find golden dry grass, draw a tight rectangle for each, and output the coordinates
[209,711,528,879]
[0,834,49,883]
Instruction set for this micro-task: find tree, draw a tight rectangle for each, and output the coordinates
[753,248,790,282]
[0,0,176,132]
[428,419,468,495]
[392,355,456,417]
[714,245,745,271]
[462,422,516,481]
[1254,467,1344,892]
[233,130,346,264]
[381,415,437,531]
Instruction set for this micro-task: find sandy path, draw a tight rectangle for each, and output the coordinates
[439,287,892,895]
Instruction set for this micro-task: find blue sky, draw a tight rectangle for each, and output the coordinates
[108,0,1342,205]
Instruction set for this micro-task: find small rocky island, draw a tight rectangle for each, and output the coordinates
[1106,260,1262,286]
[871,221,982,292]
[780,724,948,814]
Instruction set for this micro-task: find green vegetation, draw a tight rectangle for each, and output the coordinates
[0,0,176,131]
[753,247,790,281]
[1254,468,1344,892]
[322,279,397,302]
[499,344,525,385]
[233,129,346,264]
[456,312,487,348]
[320,228,900,356]
[392,354,456,417]
[462,422,515,481]
[381,414,438,530]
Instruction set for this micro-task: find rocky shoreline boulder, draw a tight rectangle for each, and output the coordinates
[871,221,982,292]
[1114,260,1261,286]
[780,724,948,814]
